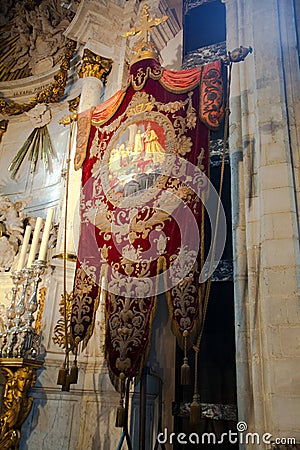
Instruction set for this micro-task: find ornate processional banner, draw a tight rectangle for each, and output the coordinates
[71,58,224,379]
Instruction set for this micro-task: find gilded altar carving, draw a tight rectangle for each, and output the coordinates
[0,360,42,450]
[0,40,76,116]
[68,96,80,113]
[35,288,46,336]
[0,120,9,143]
[52,291,73,349]
[78,49,113,82]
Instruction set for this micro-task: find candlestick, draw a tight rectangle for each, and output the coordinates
[17,225,32,271]
[38,208,54,261]
[27,217,43,268]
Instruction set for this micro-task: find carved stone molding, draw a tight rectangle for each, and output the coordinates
[182,41,227,69]
[0,358,43,450]
[183,0,217,14]
[78,49,113,82]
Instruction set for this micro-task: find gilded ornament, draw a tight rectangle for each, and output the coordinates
[58,113,78,126]
[68,96,80,113]
[52,291,73,349]
[35,287,46,335]
[224,46,253,64]
[78,49,113,82]
[0,359,43,450]
[0,40,76,116]
[0,119,9,143]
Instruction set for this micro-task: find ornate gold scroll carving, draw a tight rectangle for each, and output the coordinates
[78,49,113,82]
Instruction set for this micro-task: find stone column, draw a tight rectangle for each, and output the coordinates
[56,49,113,257]
[225,0,300,447]
[24,49,117,450]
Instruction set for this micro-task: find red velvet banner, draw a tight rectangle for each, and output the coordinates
[71,58,224,379]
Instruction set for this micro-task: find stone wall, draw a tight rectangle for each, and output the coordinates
[225,0,300,447]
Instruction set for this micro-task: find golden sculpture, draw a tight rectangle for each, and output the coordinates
[35,287,46,336]
[0,359,43,450]
[78,49,113,82]
[68,96,80,113]
[58,113,78,126]
[123,4,168,63]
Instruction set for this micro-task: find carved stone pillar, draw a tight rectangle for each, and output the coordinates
[57,49,113,257]
[0,358,43,450]
[78,49,113,112]
[225,0,300,447]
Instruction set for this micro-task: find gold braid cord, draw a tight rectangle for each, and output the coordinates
[0,40,76,116]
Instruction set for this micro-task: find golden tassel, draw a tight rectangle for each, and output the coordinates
[190,393,201,425]
[190,346,201,425]
[69,337,80,384]
[115,373,126,428]
[181,330,190,385]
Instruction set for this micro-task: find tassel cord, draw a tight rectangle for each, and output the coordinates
[63,120,76,370]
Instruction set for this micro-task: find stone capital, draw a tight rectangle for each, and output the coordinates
[78,49,113,83]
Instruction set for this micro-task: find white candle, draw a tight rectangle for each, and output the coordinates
[38,208,54,261]
[26,217,43,268]
[17,225,32,271]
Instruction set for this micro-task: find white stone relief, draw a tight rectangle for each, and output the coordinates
[0,197,26,272]
[0,196,58,272]
[2,0,74,76]
[25,104,52,128]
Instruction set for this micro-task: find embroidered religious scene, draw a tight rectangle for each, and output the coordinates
[108,120,166,197]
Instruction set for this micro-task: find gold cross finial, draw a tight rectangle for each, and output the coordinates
[123,4,168,64]
[123,4,168,43]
